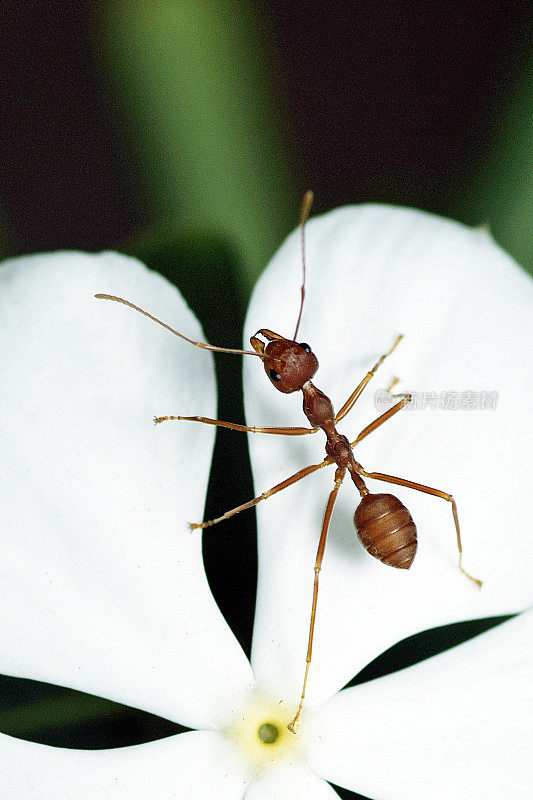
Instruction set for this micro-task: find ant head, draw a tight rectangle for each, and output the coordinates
[247,192,317,394]
[250,329,318,393]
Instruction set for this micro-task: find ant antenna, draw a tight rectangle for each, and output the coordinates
[293,190,313,341]
[95,294,264,358]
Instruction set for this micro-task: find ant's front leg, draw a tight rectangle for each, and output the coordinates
[334,334,403,424]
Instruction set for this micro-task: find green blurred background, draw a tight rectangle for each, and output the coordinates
[0,2,529,793]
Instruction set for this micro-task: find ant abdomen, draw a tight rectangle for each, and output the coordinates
[354,493,417,569]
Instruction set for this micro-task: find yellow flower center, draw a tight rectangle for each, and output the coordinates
[227,694,303,773]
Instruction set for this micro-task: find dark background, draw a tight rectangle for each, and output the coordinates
[0,2,530,255]
[0,3,529,797]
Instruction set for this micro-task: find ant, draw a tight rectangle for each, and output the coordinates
[96,191,482,733]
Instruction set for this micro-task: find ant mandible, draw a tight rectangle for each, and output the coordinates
[96,191,482,733]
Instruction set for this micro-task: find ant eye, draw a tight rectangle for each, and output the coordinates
[269,369,281,382]
[299,342,312,353]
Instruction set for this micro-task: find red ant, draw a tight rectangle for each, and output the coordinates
[96,191,481,732]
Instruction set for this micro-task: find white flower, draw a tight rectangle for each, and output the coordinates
[0,206,531,799]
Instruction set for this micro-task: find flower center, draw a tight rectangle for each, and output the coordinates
[227,694,303,773]
[257,722,279,744]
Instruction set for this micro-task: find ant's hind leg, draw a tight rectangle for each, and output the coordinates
[354,466,482,588]
[288,466,346,733]
[348,399,480,586]
[154,415,317,436]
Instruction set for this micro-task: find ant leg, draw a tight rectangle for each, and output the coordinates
[288,467,346,733]
[385,376,400,393]
[154,415,317,436]
[348,400,480,585]
[353,465,482,588]
[350,395,412,447]
[335,334,403,424]
[189,456,333,529]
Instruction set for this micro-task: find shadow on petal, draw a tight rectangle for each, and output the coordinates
[343,614,515,689]
[0,674,190,749]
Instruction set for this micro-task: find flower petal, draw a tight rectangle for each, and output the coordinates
[0,252,252,729]
[244,762,339,800]
[244,206,532,703]
[0,730,252,799]
[305,611,532,800]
